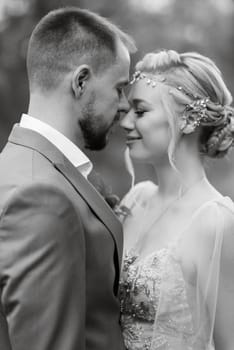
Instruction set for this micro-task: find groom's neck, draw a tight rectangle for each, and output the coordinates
[27,92,83,148]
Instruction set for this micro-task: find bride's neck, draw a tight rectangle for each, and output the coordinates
[153,155,206,199]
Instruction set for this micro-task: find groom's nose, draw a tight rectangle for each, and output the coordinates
[118,92,130,114]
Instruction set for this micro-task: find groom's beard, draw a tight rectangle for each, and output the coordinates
[79,94,112,151]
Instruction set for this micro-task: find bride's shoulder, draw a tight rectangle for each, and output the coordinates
[121,181,157,209]
[190,196,234,248]
[216,196,234,237]
[206,196,234,228]
[202,197,234,274]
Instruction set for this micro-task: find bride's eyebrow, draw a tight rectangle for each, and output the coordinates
[127,98,144,106]
[131,98,151,108]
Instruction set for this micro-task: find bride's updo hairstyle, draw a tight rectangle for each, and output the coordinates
[134,50,234,162]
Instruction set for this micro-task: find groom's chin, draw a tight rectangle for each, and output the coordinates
[84,137,108,151]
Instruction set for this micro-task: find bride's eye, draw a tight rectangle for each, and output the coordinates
[135,110,145,117]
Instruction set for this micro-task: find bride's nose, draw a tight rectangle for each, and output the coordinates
[120,109,136,131]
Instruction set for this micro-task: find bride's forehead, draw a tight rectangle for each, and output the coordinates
[129,82,164,103]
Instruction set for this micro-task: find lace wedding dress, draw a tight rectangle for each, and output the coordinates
[119,181,234,350]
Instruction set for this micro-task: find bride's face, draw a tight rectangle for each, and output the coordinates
[120,80,171,163]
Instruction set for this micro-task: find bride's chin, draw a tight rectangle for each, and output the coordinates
[128,149,148,162]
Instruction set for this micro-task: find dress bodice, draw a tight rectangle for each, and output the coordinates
[119,246,195,350]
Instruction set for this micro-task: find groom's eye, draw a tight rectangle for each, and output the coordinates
[117,87,123,97]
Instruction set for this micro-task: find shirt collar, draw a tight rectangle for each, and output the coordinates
[20,114,93,178]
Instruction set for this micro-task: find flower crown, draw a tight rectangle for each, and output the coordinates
[130,70,234,138]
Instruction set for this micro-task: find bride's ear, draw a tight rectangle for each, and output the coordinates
[71,65,92,98]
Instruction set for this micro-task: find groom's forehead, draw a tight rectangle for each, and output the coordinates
[117,40,131,64]
[115,41,130,70]
[114,60,130,83]
[101,62,129,86]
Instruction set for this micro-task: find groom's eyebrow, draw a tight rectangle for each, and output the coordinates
[116,80,129,87]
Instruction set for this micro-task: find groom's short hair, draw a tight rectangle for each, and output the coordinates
[26,7,136,92]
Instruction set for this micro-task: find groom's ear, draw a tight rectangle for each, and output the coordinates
[71,65,92,98]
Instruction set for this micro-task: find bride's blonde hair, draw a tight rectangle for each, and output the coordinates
[135,50,233,164]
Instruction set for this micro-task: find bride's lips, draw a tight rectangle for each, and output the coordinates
[126,136,142,144]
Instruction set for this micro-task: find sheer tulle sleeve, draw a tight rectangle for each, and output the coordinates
[150,198,234,350]
[120,181,157,253]
[120,181,157,213]
[212,199,234,350]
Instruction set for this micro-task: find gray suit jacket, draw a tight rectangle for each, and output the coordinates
[0,125,124,350]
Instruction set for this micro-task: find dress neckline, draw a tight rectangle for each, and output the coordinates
[124,195,233,264]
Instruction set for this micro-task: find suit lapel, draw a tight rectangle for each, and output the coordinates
[8,125,123,268]
[54,161,123,267]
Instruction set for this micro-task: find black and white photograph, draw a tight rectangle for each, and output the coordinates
[0,1,234,349]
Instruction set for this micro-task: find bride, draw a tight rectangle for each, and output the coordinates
[118,50,234,349]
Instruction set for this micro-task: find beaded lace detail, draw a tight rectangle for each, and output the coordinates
[119,246,195,350]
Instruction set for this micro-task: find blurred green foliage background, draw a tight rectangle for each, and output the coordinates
[0,0,233,198]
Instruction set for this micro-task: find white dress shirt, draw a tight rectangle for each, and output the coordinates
[20,114,93,178]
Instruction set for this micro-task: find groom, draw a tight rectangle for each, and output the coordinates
[0,7,135,350]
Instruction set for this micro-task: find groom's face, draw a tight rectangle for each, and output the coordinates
[79,41,130,150]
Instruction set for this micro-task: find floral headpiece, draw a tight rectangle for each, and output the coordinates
[179,98,210,134]
[130,70,166,86]
[129,70,233,136]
